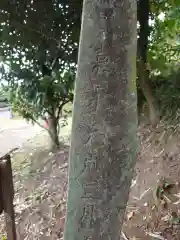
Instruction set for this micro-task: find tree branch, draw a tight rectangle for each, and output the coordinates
[55,99,72,134]
[8,18,60,44]
[51,49,61,70]
[56,99,71,120]
[30,117,51,135]
[50,41,70,70]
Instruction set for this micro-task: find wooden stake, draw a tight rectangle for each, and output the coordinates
[0,153,16,240]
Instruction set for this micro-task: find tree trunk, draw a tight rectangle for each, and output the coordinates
[137,58,160,127]
[64,1,138,240]
[47,116,59,149]
[137,0,160,127]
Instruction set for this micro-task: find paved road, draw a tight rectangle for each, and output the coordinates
[0,122,42,157]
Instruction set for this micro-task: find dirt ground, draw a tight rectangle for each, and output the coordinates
[1,120,180,239]
[122,122,180,240]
